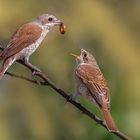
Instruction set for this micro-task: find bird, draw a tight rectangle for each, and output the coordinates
[71,49,117,132]
[0,14,65,80]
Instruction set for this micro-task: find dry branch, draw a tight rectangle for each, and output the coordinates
[0,47,131,140]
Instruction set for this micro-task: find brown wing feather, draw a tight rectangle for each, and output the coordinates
[1,23,42,60]
[76,64,110,110]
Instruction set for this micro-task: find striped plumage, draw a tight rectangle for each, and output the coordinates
[73,49,117,132]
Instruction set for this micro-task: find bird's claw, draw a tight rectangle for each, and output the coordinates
[32,68,41,76]
[34,80,41,85]
[31,69,42,85]
[69,94,74,101]
[66,94,76,103]
[64,94,73,104]
[32,70,38,76]
[69,93,79,101]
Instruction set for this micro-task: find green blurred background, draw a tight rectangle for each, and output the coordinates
[0,0,140,140]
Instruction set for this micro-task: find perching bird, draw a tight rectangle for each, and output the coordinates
[71,49,117,132]
[0,14,65,80]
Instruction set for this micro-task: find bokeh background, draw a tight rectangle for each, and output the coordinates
[0,0,140,140]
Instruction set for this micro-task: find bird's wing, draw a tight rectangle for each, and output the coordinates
[76,64,110,110]
[2,23,42,60]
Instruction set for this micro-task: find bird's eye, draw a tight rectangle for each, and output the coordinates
[83,53,87,57]
[48,17,53,22]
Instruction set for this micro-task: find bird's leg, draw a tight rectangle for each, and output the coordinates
[69,92,80,101]
[21,57,42,85]
[65,92,80,104]
[22,57,41,75]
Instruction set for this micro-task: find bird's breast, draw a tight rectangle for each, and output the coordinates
[19,29,49,59]
[76,75,98,106]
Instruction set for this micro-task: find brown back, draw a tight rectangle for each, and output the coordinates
[1,23,42,60]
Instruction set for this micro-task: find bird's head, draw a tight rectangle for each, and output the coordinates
[37,14,63,29]
[71,49,98,66]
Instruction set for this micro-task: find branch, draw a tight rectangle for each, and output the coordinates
[0,48,131,140]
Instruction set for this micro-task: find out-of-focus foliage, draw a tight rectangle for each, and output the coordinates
[0,0,140,139]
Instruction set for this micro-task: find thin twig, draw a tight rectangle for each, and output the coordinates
[0,48,132,140]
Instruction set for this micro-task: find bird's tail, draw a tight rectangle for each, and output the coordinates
[0,58,15,80]
[0,51,3,61]
[101,108,118,132]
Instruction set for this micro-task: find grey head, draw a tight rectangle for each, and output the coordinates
[71,49,99,68]
[36,14,62,28]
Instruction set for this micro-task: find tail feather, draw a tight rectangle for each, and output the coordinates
[0,51,3,61]
[0,67,5,80]
[0,58,15,80]
[101,108,117,132]
[0,68,7,81]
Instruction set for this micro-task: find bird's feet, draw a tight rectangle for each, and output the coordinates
[68,94,75,101]
[65,93,80,105]
[67,93,79,103]
[31,67,49,86]
[21,58,41,75]
[30,67,42,85]
[69,92,80,101]
[32,67,41,76]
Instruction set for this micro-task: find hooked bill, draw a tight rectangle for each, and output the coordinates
[59,23,66,34]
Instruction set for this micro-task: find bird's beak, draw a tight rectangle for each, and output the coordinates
[70,53,80,60]
[54,19,63,26]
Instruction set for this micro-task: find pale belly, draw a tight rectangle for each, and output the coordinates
[19,43,40,59]
[78,84,97,106]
